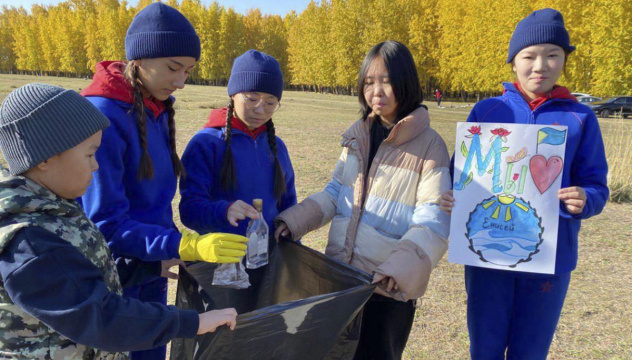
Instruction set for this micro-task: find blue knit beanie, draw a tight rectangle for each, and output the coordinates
[0,84,110,175]
[227,50,284,100]
[125,2,200,61]
[507,8,575,63]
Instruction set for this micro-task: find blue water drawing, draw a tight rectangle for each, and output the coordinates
[466,194,543,267]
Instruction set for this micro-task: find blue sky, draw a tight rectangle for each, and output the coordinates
[2,0,313,16]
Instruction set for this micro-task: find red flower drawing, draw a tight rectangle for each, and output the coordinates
[468,126,482,135]
[513,173,519,181]
[491,128,511,137]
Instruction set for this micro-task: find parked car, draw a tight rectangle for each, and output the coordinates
[577,96,602,104]
[571,92,592,98]
[588,96,632,118]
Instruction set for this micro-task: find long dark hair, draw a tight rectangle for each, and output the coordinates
[220,98,286,200]
[124,61,185,180]
[357,40,423,123]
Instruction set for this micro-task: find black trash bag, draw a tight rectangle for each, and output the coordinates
[170,241,375,360]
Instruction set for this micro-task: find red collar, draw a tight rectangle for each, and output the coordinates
[513,82,576,111]
[81,61,166,117]
[231,117,267,139]
[203,107,267,139]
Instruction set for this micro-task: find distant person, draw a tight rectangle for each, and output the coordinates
[439,8,609,359]
[275,40,452,360]
[0,83,237,359]
[179,49,297,310]
[435,88,442,106]
[80,3,247,359]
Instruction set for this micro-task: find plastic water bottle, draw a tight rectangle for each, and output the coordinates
[246,199,269,269]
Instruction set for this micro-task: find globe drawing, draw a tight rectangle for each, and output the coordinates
[465,194,543,267]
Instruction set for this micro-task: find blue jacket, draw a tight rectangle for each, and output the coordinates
[179,124,297,237]
[80,95,181,262]
[465,83,609,274]
[0,226,197,352]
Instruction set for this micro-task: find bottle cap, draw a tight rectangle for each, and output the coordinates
[253,198,263,212]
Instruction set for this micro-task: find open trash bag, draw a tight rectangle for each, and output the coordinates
[170,241,375,360]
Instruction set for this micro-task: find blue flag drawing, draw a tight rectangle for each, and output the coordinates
[537,127,567,146]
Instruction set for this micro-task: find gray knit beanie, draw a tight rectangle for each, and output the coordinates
[0,83,110,175]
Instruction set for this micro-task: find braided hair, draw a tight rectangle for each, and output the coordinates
[220,98,237,192]
[265,120,287,200]
[164,97,186,178]
[220,98,286,200]
[124,62,185,180]
[124,62,153,180]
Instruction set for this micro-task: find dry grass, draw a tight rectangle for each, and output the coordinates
[1,75,630,359]
[601,117,632,202]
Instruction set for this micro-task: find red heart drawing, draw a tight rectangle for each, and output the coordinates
[529,155,564,194]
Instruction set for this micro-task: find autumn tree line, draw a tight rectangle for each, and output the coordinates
[0,0,630,98]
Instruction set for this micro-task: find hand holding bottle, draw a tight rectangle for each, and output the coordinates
[246,199,269,269]
[179,229,248,263]
[227,200,260,227]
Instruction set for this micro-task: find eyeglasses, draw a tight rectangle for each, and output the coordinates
[240,93,281,113]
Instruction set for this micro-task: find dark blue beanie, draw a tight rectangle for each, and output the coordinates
[125,2,200,61]
[227,50,284,100]
[507,8,575,63]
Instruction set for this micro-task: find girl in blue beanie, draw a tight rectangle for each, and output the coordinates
[80,3,247,360]
[179,50,297,311]
[440,8,609,359]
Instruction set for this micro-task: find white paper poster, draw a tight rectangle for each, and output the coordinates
[447,122,567,274]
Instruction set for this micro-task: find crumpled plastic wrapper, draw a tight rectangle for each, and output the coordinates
[211,262,251,289]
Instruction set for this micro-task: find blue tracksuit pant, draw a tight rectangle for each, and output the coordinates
[465,266,571,360]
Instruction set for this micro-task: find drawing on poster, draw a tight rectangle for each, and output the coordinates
[465,194,543,267]
[530,127,567,194]
[448,123,568,273]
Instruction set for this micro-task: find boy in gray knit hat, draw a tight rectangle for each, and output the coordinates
[0,82,110,177]
[0,83,236,359]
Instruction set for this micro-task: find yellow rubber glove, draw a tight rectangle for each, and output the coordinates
[179,229,248,263]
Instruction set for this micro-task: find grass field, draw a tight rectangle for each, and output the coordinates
[1,74,631,359]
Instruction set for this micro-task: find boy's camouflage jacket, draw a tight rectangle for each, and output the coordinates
[0,167,126,360]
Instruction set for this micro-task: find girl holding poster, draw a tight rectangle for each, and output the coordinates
[440,8,609,360]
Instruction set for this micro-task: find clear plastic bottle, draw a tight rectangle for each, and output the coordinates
[246,199,269,269]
